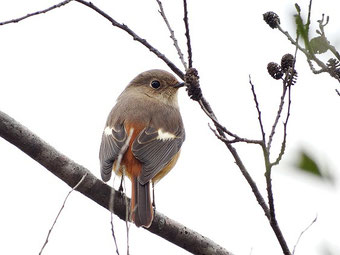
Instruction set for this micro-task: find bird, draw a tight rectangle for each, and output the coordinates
[99,69,185,228]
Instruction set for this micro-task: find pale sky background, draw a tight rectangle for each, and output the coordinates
[0,0,340,254]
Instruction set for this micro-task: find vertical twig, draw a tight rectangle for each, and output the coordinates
[156,0,188,71]
[272,85,292,166]
[110,213,120,255]
[122,167,130,255]
[183,0,193,68]
[109,128,134,255]
[249,75,266,143]
[306,0,313,31]
[272,40,298,166]
[39,173,87,255]
[267,85,288,153]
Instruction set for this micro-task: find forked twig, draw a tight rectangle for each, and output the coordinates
[0,0,185,80]
[272,43,298,166]
[209,123,263,145]
[39,173,87,255]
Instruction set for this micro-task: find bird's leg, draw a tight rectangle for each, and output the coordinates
[118,176,124,194]
[152,182,156,211]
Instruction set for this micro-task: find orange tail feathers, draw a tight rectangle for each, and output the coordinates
[131,176,153,228]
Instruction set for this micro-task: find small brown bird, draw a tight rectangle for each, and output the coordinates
[99,69,185,228]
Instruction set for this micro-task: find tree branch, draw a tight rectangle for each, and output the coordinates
[2,2,292,254]
[0,0,185,81]
[156,0,188,71]
[0,110,233,255]
[183,0,193,68]
[39,173,87,255]
[249,76,266,144]
[0,0,72,25]
[74,0,185,80]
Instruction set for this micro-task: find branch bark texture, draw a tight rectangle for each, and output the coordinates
[0,110,232,255]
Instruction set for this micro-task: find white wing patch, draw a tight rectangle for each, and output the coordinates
[157,129,176,141]
[104,126,113,136]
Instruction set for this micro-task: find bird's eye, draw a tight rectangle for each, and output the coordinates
[150,80,161,89]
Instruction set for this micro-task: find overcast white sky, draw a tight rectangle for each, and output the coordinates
[1,0,340,254]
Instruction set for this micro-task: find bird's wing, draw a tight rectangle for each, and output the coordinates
[99,123,127,182]
[132,126,185,185]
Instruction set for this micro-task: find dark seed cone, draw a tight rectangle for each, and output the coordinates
[263,11,280,29]
[334,68,340,80]
[267,62,283,80]
[286,69,298,86]
[327,58,340,70]
[281,53,295,72]
[326,58,340,80]
[185,68,202,101]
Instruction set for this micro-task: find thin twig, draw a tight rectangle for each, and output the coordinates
[0,0,185,80]
[39,173,87,255]
[209,123,263,145]
[0,0,72,25]
[198,99,248,141]
[122,168,130,255]
[156,0,188,71]
[263,70,294,255]
[110,213,120,255]
[272,40,298,167]
[267,85,288,153]
[74,0,185,80]
[109,129,133,255]
[272,79,292,167]
[276,24,327,70]
[336,89,340,96]
[183,0,193,68]
[317,14,340,61]
[292,216,317,255]
[249,76,266,143]
[306,0,313,31]
[184,69,271,222]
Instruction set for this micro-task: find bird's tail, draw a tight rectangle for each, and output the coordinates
[131,176,153,228]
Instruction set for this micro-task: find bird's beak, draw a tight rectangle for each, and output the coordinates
[174,82,185,88]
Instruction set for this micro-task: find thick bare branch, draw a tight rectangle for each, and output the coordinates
[0,110,233,255]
